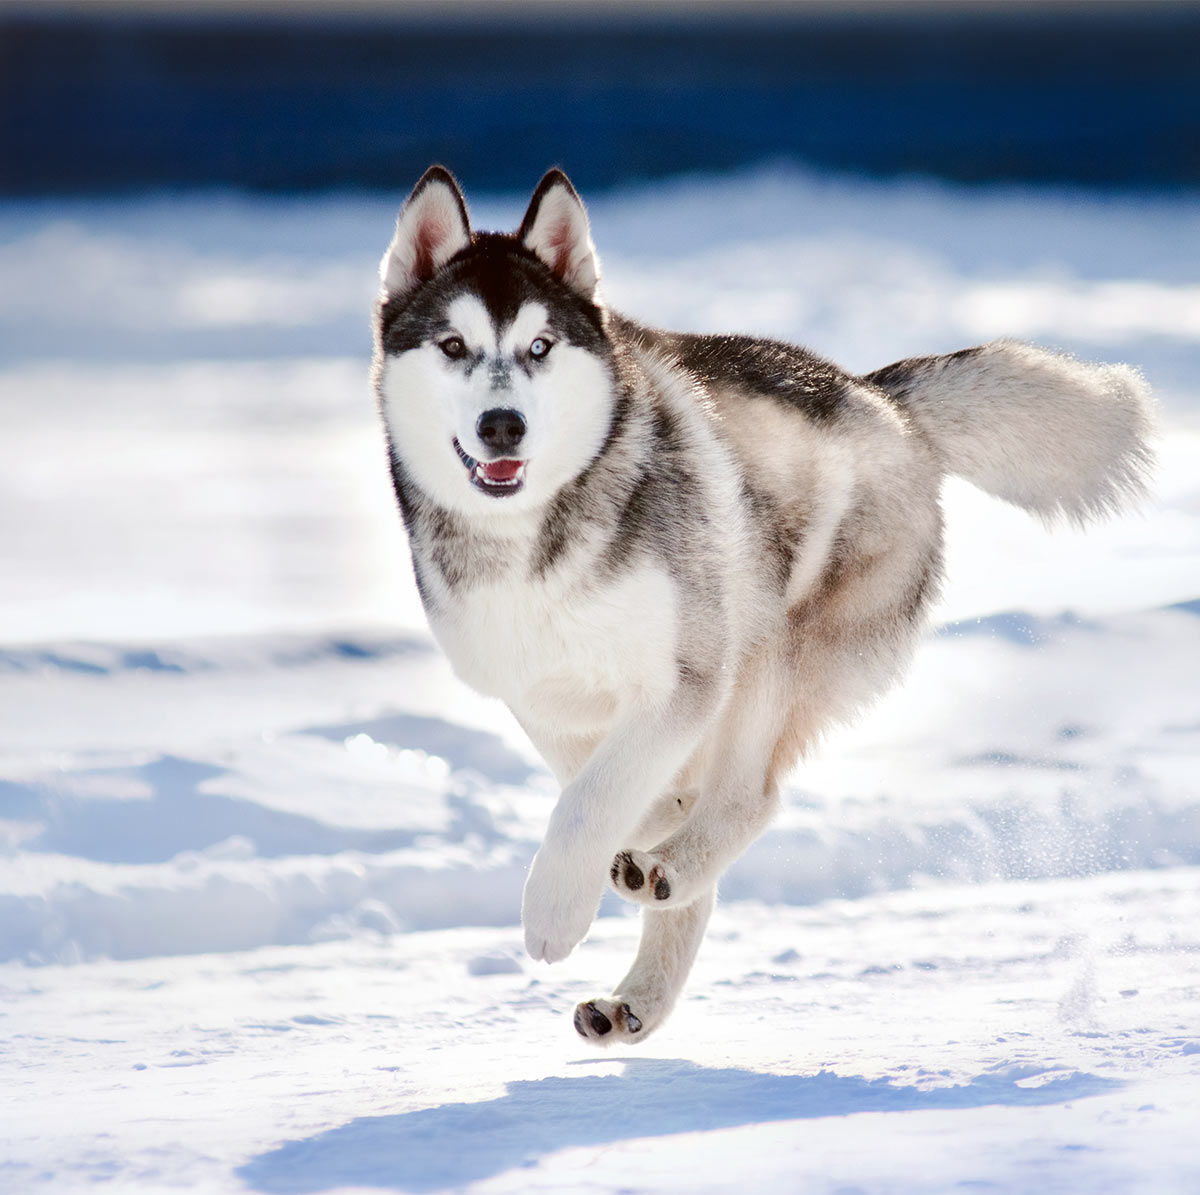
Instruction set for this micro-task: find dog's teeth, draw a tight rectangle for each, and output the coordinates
[475,463,525,487]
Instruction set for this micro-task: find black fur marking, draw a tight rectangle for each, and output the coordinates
[386,450,418,530]
[619,317,854,426]
[605,469,656,565]
[386,448,503,601]
[425,509,468,589]
[531,489,580,578]
[377,290,451,358]
[601,404,698,572]
[530,387,636,579]
[379,234,607,360]
[591,380,633,467]
[863,345,984,405]
[412,497,512,591]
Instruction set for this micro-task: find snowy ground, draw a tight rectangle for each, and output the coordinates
[2,166,1199,1192]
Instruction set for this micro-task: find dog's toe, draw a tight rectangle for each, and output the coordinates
[575,1000,612,1037]
[573,998,645,1045]
[650,866,670,901]
[611,849,673,904]
[611,850,644,891]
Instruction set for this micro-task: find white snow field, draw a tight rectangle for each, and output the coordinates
[2,166,1199,1193]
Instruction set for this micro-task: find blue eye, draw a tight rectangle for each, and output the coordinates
[530,337,553,360]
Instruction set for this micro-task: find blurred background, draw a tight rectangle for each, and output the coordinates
[5,0,1200,195]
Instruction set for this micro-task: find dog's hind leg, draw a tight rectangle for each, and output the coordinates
[625,788,698,848]
[610,652,789,911]
[573,885,715,1045]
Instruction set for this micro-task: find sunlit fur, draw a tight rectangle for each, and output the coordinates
[372,165,1157,1046]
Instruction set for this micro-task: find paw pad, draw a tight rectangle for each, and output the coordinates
[574,1001,612,1037]
[611,851,644,890]
[612,851,671,901]
[574,999,642,1040]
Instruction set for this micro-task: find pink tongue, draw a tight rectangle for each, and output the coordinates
[482,459,523,482]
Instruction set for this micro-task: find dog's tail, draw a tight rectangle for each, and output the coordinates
[863,340,1157,526]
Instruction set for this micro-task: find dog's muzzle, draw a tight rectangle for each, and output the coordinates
[453,437,527,497]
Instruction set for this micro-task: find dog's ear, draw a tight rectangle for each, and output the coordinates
[518,169,600,300]
[380,166,471,299]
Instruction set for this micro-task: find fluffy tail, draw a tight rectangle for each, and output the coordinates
[863,340,1157,527]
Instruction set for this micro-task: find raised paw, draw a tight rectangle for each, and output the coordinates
[573,998,644,1045]
[522,845,605,963]
[610,849,672,904]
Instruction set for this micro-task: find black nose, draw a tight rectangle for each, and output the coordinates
[476,408,527,456]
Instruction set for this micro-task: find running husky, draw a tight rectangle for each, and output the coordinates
[372,166,1155,1044]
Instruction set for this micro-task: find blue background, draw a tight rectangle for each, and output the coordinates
[3,3,1199,196]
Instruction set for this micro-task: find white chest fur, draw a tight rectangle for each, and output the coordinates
[428,561,680,735]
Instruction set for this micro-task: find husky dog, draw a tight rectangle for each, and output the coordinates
[372,166,1155,1044]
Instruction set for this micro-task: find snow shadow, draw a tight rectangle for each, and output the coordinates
[14,756,423,864]
[238,1059,1121,1192]
[13,713,533,864]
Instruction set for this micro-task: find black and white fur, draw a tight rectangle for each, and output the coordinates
[372,166,1156,1044]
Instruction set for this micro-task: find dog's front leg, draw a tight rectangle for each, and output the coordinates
[521,676,719,963]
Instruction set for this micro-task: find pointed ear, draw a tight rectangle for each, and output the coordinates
[518,169,600,300]
[380,165,471,299]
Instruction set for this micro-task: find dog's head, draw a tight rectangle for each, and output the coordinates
[374,167,614,516]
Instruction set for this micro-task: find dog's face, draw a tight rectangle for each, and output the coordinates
[375,168,615,518]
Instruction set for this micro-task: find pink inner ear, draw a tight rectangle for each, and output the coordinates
[546,222,575,281]
[413,215,451,282]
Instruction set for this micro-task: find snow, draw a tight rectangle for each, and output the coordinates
[2,165,1198,1192]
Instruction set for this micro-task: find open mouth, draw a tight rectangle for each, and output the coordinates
[453,438,527,497]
